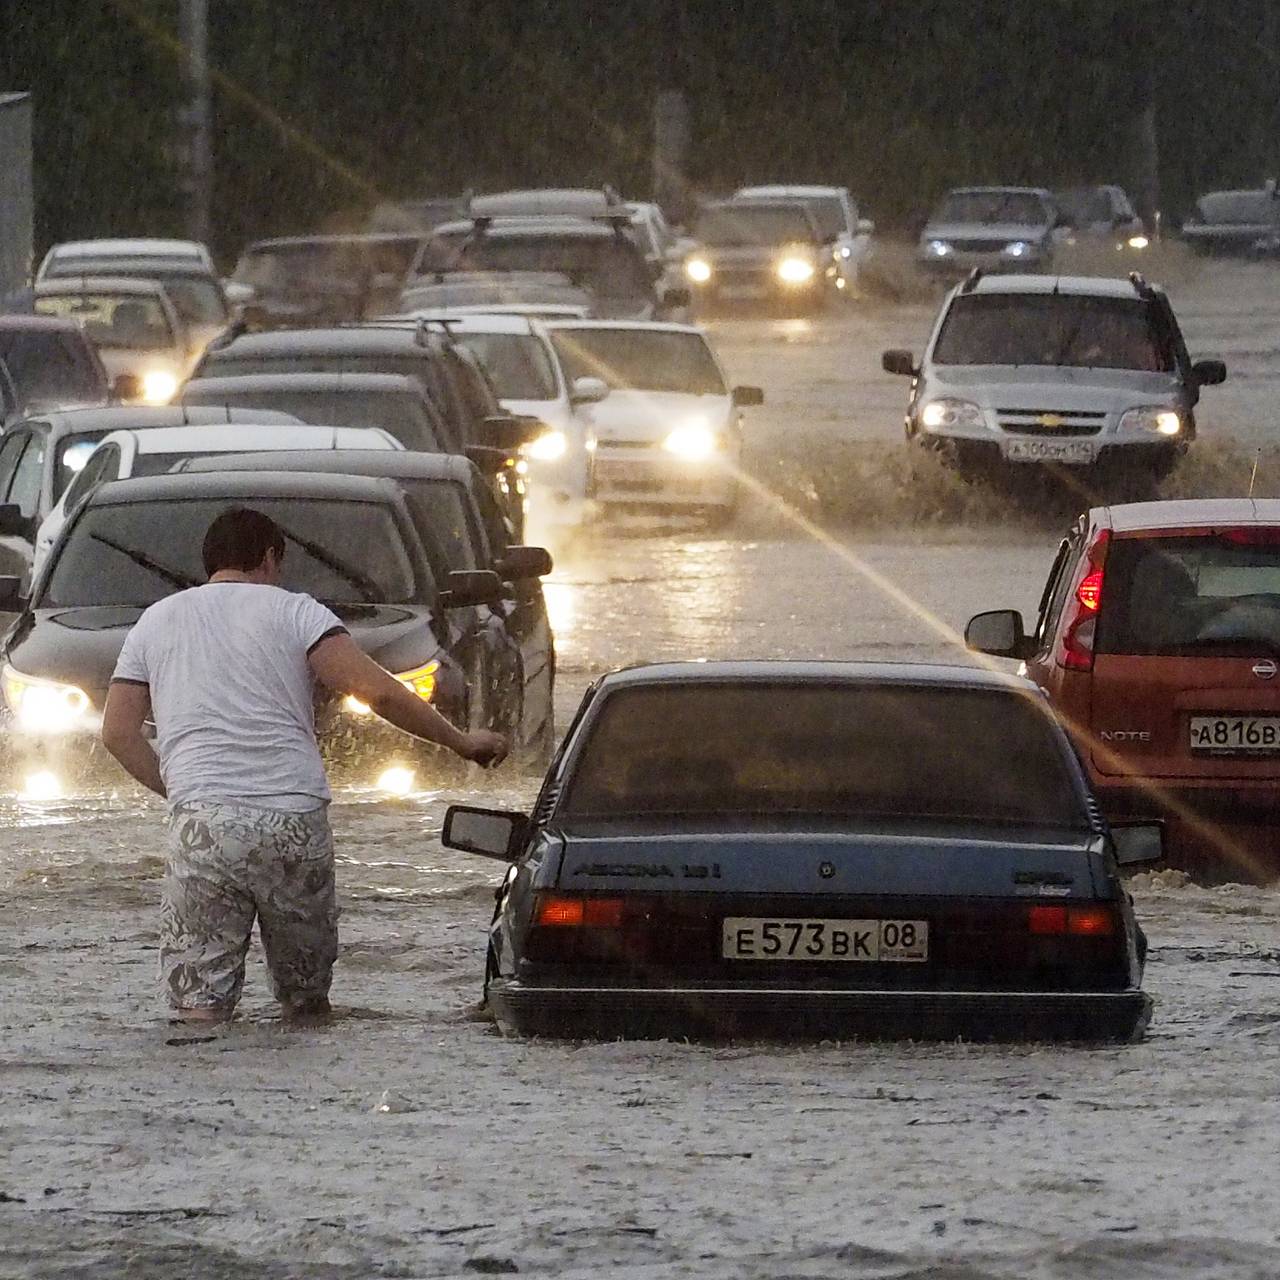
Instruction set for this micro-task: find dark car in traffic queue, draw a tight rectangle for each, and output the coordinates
[0,471,518,789]
[180,449,556,765]
[443,661,1160,1042]
[0,405,304,592]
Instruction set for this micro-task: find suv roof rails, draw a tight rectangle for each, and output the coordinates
[1128,270,1155,299]
[960,268,984,294]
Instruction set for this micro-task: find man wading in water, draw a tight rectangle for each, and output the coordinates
[101,506,508,1024]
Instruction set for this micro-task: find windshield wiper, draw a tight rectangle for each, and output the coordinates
[90,532,200,592]
[275,523,384,603]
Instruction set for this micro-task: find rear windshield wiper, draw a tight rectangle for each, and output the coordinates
[90,532,200,592]
[275,523,385,603]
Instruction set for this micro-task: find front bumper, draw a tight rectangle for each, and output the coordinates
[918,251,1050,277]
[592,449,736,508]
[922,434,1182,470]
[487,980,1152,1042]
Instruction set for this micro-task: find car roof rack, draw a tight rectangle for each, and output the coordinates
[960,268,984,293]
[1128,270,1155,299]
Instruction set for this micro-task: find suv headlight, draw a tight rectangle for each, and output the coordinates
[1118,406,1181,436]
[1002,241,1033,258]
[344,659,440,716]
[2,665,96,734]
[663,424,719,461]
[919,399,986,431]
[926,240,953,258]
[685,257,712,284]
[525,429,567,462]
[141,368,179,404]
[777,256,816,284]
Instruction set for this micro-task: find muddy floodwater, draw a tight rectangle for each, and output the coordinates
[4,255,1280,1278]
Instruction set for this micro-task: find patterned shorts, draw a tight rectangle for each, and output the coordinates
[162,801,339,1013]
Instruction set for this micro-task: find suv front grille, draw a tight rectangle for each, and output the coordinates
[952,239,1018,254]
[997,408,1107,437]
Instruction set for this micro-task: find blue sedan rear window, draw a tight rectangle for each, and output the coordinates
[561,683,1088,828]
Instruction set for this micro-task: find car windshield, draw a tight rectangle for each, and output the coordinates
[232,243,369,291]
[1054,188,1114,226]
[181,387,441,450]
[43,497,416,608]
[695,205,818,246]
[400,479,480,574]
[400,281,590,312]
[561,683,1087,828]
[797,196,847,239]
[450,333,557,400]
[550,329,725,395]
[159,277,228,325]
[932,294,1175,371]
[54,432,110,498]
[429,233,652,301]
[0,331,105,405]
[935,191,1049,225]
[34,293,175,351]
[1195,192,1279,224]
[1100,534,1280,656]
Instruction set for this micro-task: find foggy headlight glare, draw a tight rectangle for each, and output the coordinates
[663,424,718,461]
[927,240,952,258]
[1003,241,1031,258]
[2,665,95,734]
[1119,406,1181,436]
[919,398,985,431]
[525,429,567,462]
[343,659,440,717]
[1127,234,1150,250]
[777,257,815,284]
[685,257,712,284]
[141,368,179,404]
[376,766,415,797]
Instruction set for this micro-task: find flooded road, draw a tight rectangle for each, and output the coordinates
[3,257,1280,1277]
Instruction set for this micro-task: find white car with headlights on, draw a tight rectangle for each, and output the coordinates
[684,199,837,314]
[917,187,1063,280]
[32,276,193,405]
[882,272,1226,476]
[543,320,762,523]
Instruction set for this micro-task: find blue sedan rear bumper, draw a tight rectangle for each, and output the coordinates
[487,981,1152,1043]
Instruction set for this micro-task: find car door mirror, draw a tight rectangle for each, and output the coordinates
[443,805,529,861]
[1192,358,1227,386]
[965,609,1031,659]
[223,281,256,307]
[111,373,143,403]
[495,545,553,580]
[1110,821,1165,867]
[0,574,27,612]
[482,414,539,452]
[882,349,917,377]
[0,503,31,538]
[440,568,504,608]
[732,385,764,407]
[570,376,610,406]
[465,444,513,475]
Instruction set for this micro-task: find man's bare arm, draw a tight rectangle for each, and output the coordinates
[101,681,167,797]
[308,633,508,766]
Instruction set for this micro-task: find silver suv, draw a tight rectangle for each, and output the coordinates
[882,272,1226,472]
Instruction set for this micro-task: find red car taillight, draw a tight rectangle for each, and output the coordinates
[1060,530,1111,672]
[1028,903,1118,936]
[534,894,624,928]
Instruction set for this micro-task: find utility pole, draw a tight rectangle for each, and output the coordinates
[179,0,212,244]
[653,0,691,220]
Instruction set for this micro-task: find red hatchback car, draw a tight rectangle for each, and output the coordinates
[966,499,1280,882]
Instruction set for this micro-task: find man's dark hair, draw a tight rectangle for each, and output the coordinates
[202,506,286,576]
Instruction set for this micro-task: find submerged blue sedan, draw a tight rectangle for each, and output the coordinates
[444,661,1159,1042]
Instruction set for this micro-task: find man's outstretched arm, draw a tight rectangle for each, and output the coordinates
[101,681,167,797]
[308,632,508,766]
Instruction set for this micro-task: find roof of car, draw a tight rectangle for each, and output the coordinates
[947,186,1053,198]
[202,326,436,357]
[44,257,217,280]
[183,372,428,397]
[470,189,624,218]
[735,185,848,199]
[0,315,90,333]
[1103,498,1280,532]
[13,405,303,438]
[48,239,208,261]
[100,424,397,453]
[434,217,630,241]
[244,233,423,252]
[702,197,815,212]
[595,661,1044,693]
[33,275,172,297]
[179,448,475,482]
[539,318,703,336]
[408,313,537,335]
[964,273,1155,299]
[88,469,406,506]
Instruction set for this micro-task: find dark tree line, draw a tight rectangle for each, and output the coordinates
[5,0,1280,263]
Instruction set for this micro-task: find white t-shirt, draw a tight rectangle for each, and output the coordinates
[112,582,346,809]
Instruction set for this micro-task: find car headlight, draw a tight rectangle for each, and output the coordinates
[838,246,852,259]
[777,256,815,284]
[685,257,712,284]
[927,240,953,258]
[2,665,96,734]
[141,368,179,404]
[1002,241,1032,258]
[344,659,440,716]
[919,399,985,431]
[525,429,567,462]
[663,424,719,461]
[1126,234,1150,250]
[1118,406,1181,436]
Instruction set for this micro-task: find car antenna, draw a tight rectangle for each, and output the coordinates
[1128,271,1154,300]
[1250,448,1261,499]
[960,268,983,294]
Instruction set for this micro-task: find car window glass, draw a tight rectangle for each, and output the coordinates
[550,328,725,394]
[562,684,1088,828]
[401,480,480,573]
[8,432,46,518]
[441,235,654,301]
[1035,536,1076,651]
[0,331,105,404]
[34,293,175,350]
[472,478,509,556]
[1099,534,1280,656]
[695,205,819,246]
[54,432,110,499]
[63,445,115,511]
[0,431,29,500]
[935,192,1049,224]
[451,333,557,400]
